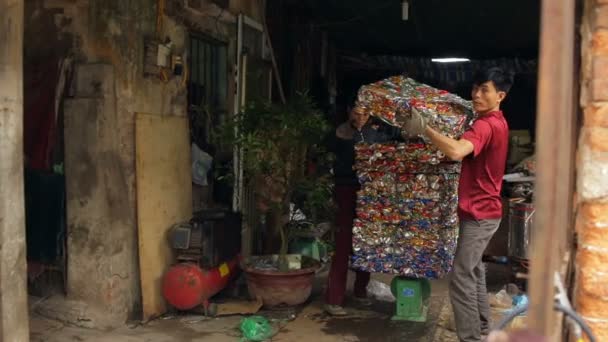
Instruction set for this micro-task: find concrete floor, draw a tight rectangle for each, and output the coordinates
[31,297,449,342]
[30,264,513,342]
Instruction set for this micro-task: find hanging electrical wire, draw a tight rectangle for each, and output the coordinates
[180,56,189,90]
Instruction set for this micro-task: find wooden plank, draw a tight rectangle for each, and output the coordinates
[528,0,576,336]
[136,113,192,321]
[0,0,29,341]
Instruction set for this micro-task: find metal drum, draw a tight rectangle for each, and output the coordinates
[508,199,535,260]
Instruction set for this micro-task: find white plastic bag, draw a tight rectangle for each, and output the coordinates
[192,143,213,186]
[366,280,395,302]
[489,289,513,310]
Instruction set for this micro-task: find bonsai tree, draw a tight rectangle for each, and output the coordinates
[217,93,333,271]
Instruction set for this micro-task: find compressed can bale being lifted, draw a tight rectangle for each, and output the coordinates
[351,76,474,279]
[357,76,475,138]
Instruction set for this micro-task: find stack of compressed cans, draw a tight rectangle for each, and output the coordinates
[357,75,475,139]
[351,143,461,279]
[351,77,474,279]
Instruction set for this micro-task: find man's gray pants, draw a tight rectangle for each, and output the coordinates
[450,219,501,342]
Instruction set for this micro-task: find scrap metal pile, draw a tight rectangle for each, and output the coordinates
[351,76,475,279]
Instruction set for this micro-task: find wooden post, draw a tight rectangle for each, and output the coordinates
[528,0,576,337]
[261,0,286,104]
[0,0,28,341]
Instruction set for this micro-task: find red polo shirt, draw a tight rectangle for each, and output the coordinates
[458,110,509,221]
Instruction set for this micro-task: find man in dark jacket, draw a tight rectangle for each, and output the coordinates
[324,102,402,316]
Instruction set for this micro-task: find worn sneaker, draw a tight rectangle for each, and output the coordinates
[323,304,348,316]
[353,297,373,307]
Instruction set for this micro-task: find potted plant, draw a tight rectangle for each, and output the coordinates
[217,93,333,306]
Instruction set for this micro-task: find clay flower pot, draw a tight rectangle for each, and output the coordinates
[242,255,320,307]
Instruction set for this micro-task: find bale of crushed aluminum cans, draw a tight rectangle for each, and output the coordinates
[350,77,475,278]
[357,76,475,139]
[351,143,461,279]
[349,77,477,278]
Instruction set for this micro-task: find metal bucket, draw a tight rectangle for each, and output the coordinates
[508,199,535,260]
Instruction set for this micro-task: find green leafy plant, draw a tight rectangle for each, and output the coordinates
[217,93,334,271]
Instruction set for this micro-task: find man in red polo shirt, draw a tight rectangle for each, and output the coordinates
[403,67,513,342]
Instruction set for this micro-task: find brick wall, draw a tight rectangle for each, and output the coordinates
[575,0,608,340]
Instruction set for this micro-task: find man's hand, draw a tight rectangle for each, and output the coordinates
[425,126,475,161]
[336,123,355,139]
[402,107,428,137]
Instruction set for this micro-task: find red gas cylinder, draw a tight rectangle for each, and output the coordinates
[162,263,205,310]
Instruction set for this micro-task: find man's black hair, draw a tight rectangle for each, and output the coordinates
[472,67,515,93]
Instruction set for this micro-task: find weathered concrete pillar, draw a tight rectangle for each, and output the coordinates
[0,0,29,341]
[60,63,138,328]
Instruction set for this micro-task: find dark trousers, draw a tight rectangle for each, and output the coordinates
[450,219,501,342]
[325,184,370,306]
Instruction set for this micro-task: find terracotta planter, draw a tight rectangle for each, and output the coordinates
[243,257,320,307]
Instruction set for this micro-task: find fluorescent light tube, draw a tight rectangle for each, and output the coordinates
[431,58,471,63]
